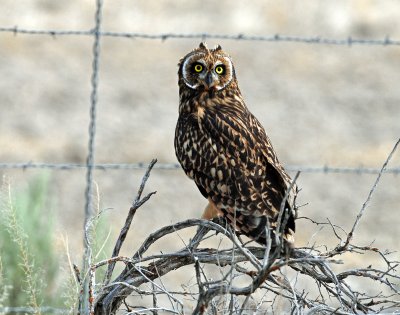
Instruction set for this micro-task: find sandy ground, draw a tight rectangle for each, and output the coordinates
[1,1,399,311]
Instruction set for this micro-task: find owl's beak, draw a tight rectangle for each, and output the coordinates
[204,72,218,89]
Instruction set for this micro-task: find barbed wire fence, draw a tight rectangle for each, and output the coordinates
[1,27,400,177]
[1,26,400,46]
[0,162,399,175]
[1,2,400,315]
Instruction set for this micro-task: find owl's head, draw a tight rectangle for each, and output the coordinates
[178,43,236,93]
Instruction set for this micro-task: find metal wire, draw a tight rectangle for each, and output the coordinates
[81,0,103,314]
[0,162,399,175]
[0,26,399,46]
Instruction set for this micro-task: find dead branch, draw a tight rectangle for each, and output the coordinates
[339,138,400,251]
[103,158,157,286]
[93,225,399,314]
[89,140,400,315]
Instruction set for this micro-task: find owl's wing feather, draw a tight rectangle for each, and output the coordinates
[195,101,295,243]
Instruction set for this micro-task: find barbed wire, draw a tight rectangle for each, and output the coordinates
[0,162,399,175]
[1,26,400,46]
[81,0,104,314]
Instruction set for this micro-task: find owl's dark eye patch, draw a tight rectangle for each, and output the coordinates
[215,64,226,75]
[192,62,204,73]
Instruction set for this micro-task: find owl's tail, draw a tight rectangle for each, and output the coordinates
[241,213,295,253]
[223,202,295,255]
[202,200,295,254]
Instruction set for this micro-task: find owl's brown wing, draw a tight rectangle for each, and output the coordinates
[194,102,295,245]
[248,113,298,218]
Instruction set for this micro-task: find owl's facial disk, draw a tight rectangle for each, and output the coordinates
[180,46,234,93]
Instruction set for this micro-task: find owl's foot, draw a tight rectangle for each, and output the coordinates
[201,199,223,220]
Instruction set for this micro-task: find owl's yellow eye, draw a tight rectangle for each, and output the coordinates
[193,63,203,73]
[215,65,225,75]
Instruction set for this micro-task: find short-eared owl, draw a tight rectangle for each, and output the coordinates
[175,43,297,249]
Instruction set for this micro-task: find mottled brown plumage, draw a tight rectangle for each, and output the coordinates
[175,43,297,249]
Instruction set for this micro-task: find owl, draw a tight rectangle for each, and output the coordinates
[175,43,297,250]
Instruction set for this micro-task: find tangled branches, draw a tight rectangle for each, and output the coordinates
[83,139,399,314]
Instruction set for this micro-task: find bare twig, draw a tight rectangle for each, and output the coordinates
[151,282,158,315]
[344,138,400,248]
[73,264,81,285]
[103,159,157,285]
[326,138,400,256]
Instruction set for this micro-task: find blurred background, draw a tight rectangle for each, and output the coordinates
[1,0,399,312]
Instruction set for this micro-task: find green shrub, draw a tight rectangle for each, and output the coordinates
[0,175,112,314]
[0,174,59,311]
